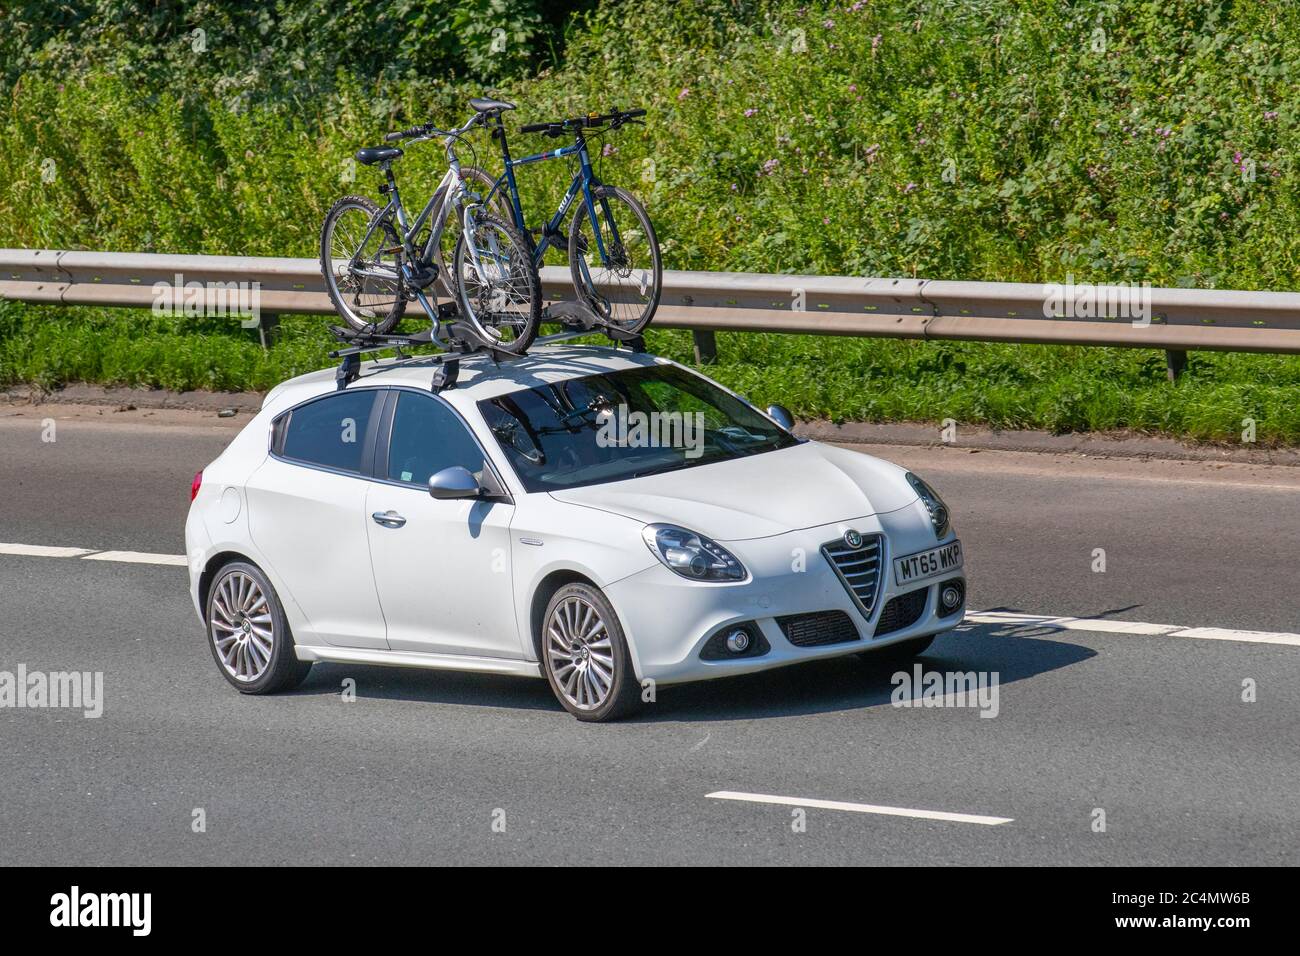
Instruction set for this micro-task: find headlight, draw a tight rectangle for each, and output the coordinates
[906,472,950,539]
[641,524,748,582]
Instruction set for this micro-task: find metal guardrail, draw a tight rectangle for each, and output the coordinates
[4,249,1300,376]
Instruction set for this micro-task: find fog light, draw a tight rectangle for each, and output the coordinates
[939,582,965,616]
[725,630,751,653]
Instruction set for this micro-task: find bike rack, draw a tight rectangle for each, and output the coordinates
[327,298,645,392]
[536,299,646,352]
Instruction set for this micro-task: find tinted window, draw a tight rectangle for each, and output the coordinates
[280,391,378,473]
[478,364,797,492]
[386,392,486,485]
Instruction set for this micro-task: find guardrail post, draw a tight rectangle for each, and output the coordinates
[255,313,281,350]
[1165,349,1188,382]
[693,330,717,365]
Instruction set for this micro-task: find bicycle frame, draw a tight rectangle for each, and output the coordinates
[481,119,622,276]
[347,140,499,308]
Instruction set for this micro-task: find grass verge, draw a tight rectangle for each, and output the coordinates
[3,301,1297,444]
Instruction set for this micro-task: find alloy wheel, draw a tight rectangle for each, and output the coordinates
[546,595,616,710]
[210,570,275,683]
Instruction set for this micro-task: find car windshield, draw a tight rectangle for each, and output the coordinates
[477,364,798,492]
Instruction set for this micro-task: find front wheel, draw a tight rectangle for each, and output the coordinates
[540,583,642,722]
[453,212,540,355]
[431,166,514,302]
[569,185,662,335]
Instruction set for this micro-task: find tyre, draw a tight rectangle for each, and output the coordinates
[430,166,514,302]
[858,634,936,665]
[453,212,540,355]
[568,184,662,335]
[320,195,407,334]
[205,561,312,694]
[540,583,641,722]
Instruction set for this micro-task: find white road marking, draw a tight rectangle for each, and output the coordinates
[80,550,188,567]
[0,542,96,558]
[0,542,185,566]
[1167,626,1300,646]
[707,791,1013,826]
[967,610,1300,646]
[969,611,1178,636]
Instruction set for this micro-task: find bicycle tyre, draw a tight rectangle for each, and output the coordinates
[452,212,541,355]
[430,166,515,302]
[319,195,406,334]
[568,184,662,335]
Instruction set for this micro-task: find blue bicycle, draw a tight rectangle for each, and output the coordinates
[466,97,662,335]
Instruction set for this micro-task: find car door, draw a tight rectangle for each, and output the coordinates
[364,389,521,659]
[245,388,389,650]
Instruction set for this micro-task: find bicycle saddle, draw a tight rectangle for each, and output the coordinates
[470,97,516,113]
[355,146,403,166]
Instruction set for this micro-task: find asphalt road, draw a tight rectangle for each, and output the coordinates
[1,406,1298,865]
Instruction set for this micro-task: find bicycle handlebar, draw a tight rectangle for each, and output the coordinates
[520,108,647,137]
[384,112,486,144]
[384,124,430,143]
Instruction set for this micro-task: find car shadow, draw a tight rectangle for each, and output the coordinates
[632,620,1096,723]
[283,617,1096,722]
[288,662,559,712]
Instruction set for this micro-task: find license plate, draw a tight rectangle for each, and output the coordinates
[893,540,963,586]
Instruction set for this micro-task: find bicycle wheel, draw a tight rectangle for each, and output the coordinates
[568,185,662,335]
[453,212,541,355]
[320,195,406,334]
[431,166,515,302]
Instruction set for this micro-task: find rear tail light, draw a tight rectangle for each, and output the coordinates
[190,470,203,501]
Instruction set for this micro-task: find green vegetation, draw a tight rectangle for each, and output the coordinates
[2,0,1299,441]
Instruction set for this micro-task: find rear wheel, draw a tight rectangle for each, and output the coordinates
[569,185,662,334]
[453,212,540,355]
[205,561,312,694]
[320,195,406,334]
[540,583,641,722]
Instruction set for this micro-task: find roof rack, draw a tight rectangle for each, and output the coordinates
[327,298,645,393]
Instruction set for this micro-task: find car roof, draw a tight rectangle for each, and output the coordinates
[262,343,672,414]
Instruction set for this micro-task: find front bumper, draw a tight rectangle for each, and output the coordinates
[604,506,965,684]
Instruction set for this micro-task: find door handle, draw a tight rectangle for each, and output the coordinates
[371,510,407,528]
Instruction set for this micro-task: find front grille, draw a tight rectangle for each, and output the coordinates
[777,610,860,647]
[874,587,929,637]
[821,533,885,619]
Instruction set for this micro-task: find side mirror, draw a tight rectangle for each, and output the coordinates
[766,404,795,431]
[428,465,481,500]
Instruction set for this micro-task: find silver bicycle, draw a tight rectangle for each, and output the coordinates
[319,106,541,354]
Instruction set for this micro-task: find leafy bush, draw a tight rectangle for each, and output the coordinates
[0,0,585,95]
[2,0,1299,441]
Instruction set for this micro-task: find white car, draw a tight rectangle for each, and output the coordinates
[185,345,965,721]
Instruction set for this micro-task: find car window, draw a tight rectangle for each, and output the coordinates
[478,364,797,492]
[280,390,378,474]
[386,391,486,486]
